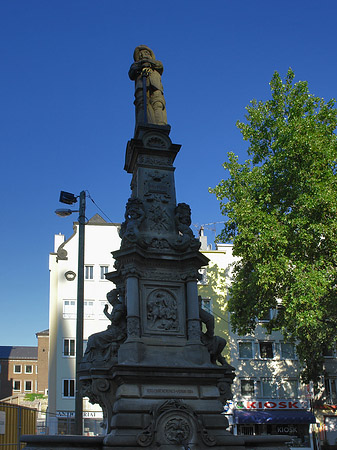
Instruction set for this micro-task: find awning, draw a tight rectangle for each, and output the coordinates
[234,410,316,424]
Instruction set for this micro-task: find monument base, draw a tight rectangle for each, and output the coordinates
[20,434,290,450]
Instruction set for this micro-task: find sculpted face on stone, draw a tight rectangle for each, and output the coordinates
[129,45,167,126]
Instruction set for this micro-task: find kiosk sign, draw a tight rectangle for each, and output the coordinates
[235,400,309,410]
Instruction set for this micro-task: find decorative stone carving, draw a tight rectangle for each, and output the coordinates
[129,45,167,126]
[187,319,201,340]
[137,399,216,447]
[142,132,171,149]
[148,204,170,232]
[198,296,234,369]
[147,289,178,331]
[119,197,145,247]
[127,316,140,338]
[164,417,191,444]
[173,203,201,251]
[82,290,127,365]
[138,155,173,167]
[144,171,170,203]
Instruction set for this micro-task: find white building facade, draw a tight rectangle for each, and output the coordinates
[47,214,121,435]
[198,237,317,450]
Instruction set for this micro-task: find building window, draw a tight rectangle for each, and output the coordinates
[239,342,253,359]
[198,268,208,285]
[63,338,75,357]
[25,365,33,374]
[200,298,212,313]
[281,342,296,359]
[280,380,298,398]
[63,300,76,319]
[261,379,278,398]
[324,378,337,404]
[13,365,21,374]
[99,301,108,319]
[100,266,109,280]
[323,344,336,358]
[25,381,32,392]
[85,265,94,280]
[241,380,255,396]
[259,341,274,359]
[63,379,75,398]
[258,309,272,322]
[84,301,94,319]
[13,380,21,391]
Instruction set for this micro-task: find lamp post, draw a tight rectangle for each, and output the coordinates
[56,190,86,435]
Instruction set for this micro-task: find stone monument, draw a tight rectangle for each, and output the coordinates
[79,44,239,449]
[21,46,290,450]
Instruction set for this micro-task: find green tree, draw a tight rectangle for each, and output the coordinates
[211,69,337,384]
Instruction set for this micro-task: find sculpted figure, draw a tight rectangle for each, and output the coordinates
[119,198,145,246]
[173,203,200,251]
[129,45,167,126]
[198,296,233,369]
[83,290,126,364]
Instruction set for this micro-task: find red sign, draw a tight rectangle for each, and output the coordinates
[235,400,309,410]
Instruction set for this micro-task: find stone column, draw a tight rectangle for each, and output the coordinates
[125,275,140,341]
[186,278,201,343]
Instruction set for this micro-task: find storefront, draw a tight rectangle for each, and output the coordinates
[226,400,317,449]
[56,410,104,435]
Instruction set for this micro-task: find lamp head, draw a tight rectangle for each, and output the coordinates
[55,208,74,217]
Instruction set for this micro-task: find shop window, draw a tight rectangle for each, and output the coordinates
[280,379,298,398]
[13,364,21,374]
[239,342,253,359]
[25,365,33,374]
[25,380,32,392]
[58,417,75,435]
[84,301,94,319]
[280,342,296,359]
[100,266,109,280]
[13,380,21,391]
[63,379,75,398]
[63,338,75,357]
[324,378,337,404]
[238,425,255,436]
[241,380,255,396]
[63,300,76,319]
[85,265,94,280]
[259,341,274,359]
[261,379,278,398]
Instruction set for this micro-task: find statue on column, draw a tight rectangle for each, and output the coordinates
[129,45,167,126]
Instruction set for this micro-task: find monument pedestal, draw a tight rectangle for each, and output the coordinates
[80,365,236,449]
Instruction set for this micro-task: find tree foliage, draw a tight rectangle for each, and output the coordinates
[210,69,337,384]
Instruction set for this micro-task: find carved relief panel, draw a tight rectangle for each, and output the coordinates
[141,282,185,337]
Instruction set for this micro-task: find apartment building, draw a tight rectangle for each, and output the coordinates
[47,214,121,435]
[198,232,318,450]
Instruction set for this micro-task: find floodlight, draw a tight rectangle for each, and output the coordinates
[59,191,77,205]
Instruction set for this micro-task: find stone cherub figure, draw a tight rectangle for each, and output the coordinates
[119,197,146,247]
[173,203,200,251]
[198,296,234,369]
[129,45,167,126]
[82,289,127,364]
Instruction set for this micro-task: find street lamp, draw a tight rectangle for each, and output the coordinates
[56,190,86,435]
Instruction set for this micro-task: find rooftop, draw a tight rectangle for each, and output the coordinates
[0,346,38,360]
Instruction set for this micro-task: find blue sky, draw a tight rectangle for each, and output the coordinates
[1,0,336,346]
